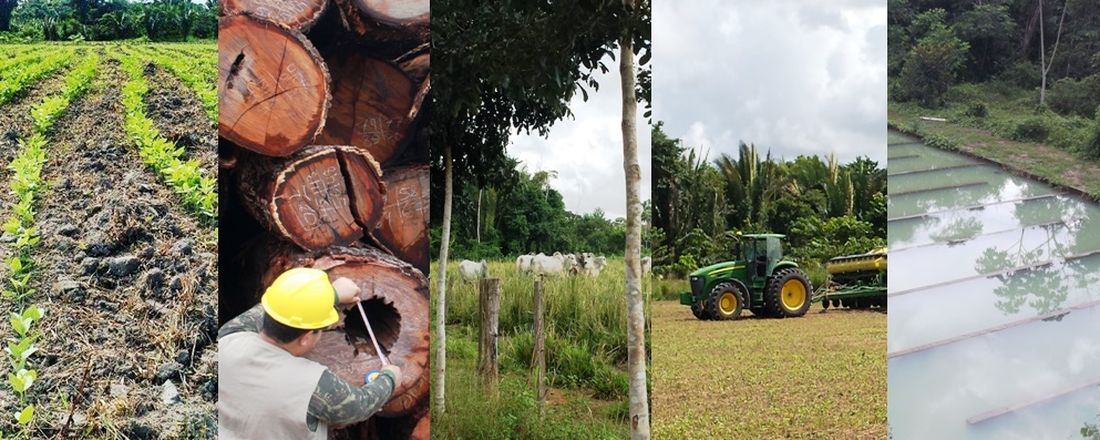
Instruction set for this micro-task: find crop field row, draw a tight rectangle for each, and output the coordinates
[128,46,216,124]
[0,43,217,438]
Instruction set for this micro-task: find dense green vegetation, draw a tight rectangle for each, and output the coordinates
[429,159,641,260]
[889,0,1100,160]
[651,123,887,285]
[1,0,216,42]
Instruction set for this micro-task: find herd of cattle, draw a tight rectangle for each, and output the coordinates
[457,253,653,282]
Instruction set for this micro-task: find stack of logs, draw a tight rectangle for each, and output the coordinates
[217,0,429,438]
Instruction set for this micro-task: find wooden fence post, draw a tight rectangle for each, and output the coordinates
[532,277,547,416]
[477,277,501,391]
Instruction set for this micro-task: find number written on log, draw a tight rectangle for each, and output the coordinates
[391,185,426,221]
[287,167,349,230]
[286,62,310,89]
[361,115,400,147]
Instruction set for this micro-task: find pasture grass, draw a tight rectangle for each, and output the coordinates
[431,257,648,439]
[650,300,887,439]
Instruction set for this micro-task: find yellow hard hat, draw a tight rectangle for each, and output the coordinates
[261,268,339,330]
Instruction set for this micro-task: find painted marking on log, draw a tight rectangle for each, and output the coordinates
[361,115,399,147]
[890,220,1067,254]
[287,167,347,230]
[889,248,1100,298]
[966,378,1100,425]
[891,181,989,197]
[286,62,309,89]
[889,298,1100,359]
[887,163,982,177]
[888,194,1062,223]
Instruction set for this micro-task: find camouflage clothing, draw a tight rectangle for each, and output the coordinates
[219,304,396,431]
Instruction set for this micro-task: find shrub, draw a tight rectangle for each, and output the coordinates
[1085,111,1100,160]
[996,61,1041,88]
[965,101,988,118]
[1012,117,1050,142]
[924,133,959,151]
[1048,75,1100,118]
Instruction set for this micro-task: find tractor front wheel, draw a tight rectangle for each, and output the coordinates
[691,300,708,320]
[704,282,745,320]
[764,268,812,318]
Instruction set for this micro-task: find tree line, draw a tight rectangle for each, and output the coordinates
[651,123,887,279]
[428,156,641,260]
[890,0,1099,113]
[0,0,217,41]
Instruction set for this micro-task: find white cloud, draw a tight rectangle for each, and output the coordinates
[507,49,651,219]
[654,0,887,165]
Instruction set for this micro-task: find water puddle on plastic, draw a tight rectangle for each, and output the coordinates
[887,130,1100,439]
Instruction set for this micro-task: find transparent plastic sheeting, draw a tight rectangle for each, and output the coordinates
[887,130,1100,439]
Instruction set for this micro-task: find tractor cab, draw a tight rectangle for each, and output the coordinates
[742,234,785,281]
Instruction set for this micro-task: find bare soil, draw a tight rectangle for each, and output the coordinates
[143,63,217,173]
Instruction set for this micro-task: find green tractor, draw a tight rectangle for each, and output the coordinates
[679,234,813,320]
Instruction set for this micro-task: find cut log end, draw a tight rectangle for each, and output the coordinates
[335,0,429,47]
[373,165,428,273]
[316,52,414,165]
[218,14,331,157]
[222,0,330,31]
[238,146,385,251]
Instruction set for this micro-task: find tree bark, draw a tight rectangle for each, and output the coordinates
[218,14,331,157]
[236,145,386,251]
[221,0,329,31]
[620,1,650,438]
[373,164,429,273]
[315,49,415,165]
[334,0,429,49]
[249,239,430,417]
[432,144,452,413]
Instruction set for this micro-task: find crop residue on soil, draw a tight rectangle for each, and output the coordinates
[142,63,217,172]
[0,49,217,438]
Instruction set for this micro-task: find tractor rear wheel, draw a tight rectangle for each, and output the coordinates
[691,300,708,320]
[764,268,812,318]
[704,282,745,320]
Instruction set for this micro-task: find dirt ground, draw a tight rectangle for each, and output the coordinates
[0,51,217,438]
[650,300,887,439]
[143,63,217,173]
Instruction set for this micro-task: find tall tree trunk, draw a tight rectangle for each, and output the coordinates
[432,143,453,413]
[476,188,482,243]
[1039,0,1069,106]
[620,1,649,438]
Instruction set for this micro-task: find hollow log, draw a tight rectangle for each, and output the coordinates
[315,50,414,165]
[373,165,428,273]
[221,0,329,31]
[250,239,430,417]
[236,145,386,251]
[219,14,331,157]
[335,0,429,48]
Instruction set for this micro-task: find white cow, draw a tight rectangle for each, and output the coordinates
[458,259,488,282]
[532,254,564,275]
[516,254,534,272]
[641,256,652,275]
[582,255,607,277]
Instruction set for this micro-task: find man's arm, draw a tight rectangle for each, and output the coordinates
[306,369,396,428]
[217,303,265,339]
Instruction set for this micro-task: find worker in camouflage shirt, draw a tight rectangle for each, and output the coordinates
[218,268,402,439]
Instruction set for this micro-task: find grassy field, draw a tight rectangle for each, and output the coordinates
[650,300,886,439]
[431,258,650,439]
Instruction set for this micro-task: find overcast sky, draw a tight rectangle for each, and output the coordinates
[654,0,887,164]
[507,50,651,219]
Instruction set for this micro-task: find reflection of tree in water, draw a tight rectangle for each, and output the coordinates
[904,177,1002,217]
[888,216,934,244]
[978,196,1098,316]
[928,217,983,243]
